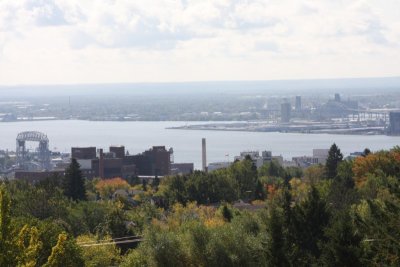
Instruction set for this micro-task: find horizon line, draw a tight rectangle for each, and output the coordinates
[1,75,400,88]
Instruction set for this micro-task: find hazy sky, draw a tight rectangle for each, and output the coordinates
[0,0,399,85]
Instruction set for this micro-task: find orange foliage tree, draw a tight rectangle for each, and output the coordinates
[95,177,130,199]
[353,149,400,187]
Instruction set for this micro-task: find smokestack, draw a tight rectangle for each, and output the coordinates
[202,138,207,172]
[99,148,104,179]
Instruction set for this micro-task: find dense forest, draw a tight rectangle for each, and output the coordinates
[1,144,400,266]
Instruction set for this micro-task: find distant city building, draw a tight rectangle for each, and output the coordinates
[347,151,364,160]
[292,156,319,168]
[202,138,207,172]
[292,148,329,168]
[109,146,125,158]
[171,163,194,175]
[129,146,172,176]
[208,162,232,172]
[388,112,400,135]
[281,102,291,123]
[71,147,96,159]
[70,145,172,179]
[295,96,302,111]
[234,150,273,168]
[14,170,65,184]
[312,149,329,164]
[319,97,358,119]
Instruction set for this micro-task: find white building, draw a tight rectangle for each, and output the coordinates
[234,150,273,168]
[313,149,329,164]
[291,148,329,168]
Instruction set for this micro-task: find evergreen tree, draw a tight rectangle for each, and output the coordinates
[142,179,148,191]
[152,176,160,189]
[221,205,233,222]
[254,180,266,200]
[62,159,86,201]
[363,148,371,157]
[325,143,343,179]
[320,211,363,267]
[266,207,290,267]
[328,161,358,211]
[291,186,330,264]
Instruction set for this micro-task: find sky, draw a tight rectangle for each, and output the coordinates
[0,0,399,85]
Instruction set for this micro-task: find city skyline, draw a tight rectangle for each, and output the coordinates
[0,0,399,85]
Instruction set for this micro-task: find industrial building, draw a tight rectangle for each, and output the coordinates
[127,146,172,176]
[388,112,400,135]
[14,170,65,184]
[71,145,172,179]
[295,96,302,112]
[281,102,291,123]
[318,93,359,120]
[171,163,194,175]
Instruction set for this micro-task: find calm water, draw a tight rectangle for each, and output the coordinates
[1,120,399,169]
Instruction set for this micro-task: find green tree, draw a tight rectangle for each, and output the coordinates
[0,184,14,266]
[162,175,188,206]
[328,161,358,211]
[221,205,233,222]
[76,234,121,267]
[325,143,343,179]
[320,211,363,267]
[265,206,290,267]
[229,158,258,199]
[259,160,285,178]
[363,148,371,157]
[142,179,147,191]
[63,159,87,201]
[291,186,330,264]
[152,176,160,189]
[254,180,266,200]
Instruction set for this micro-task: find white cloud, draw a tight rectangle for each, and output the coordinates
[0,0,399,84]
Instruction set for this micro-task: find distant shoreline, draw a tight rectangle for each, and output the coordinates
[0,119,391,136]
[167,122,388,136]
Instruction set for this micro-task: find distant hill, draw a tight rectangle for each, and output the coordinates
[0,76,399,98]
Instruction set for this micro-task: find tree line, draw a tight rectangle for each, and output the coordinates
[0,144,400,266]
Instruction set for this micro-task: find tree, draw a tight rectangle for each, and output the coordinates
[265,205,290,267]
[254,180,266,200]
[304,165,325,184]
[259,160,285,178]
[0,184,14,266]
[328,161,358,211]
[43,233,84,267]
[363,148,371,157]
[94,177,130,200]
[142,179,147,191]
[16,225,43,267]
[152,176,160,189]
[221,205,233,222]
[76,234,121,267]
[229,158,258,199]
[62,159,86,201]
[320,211,363,267]
[325,143,343,179]
[291,186,330,264]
